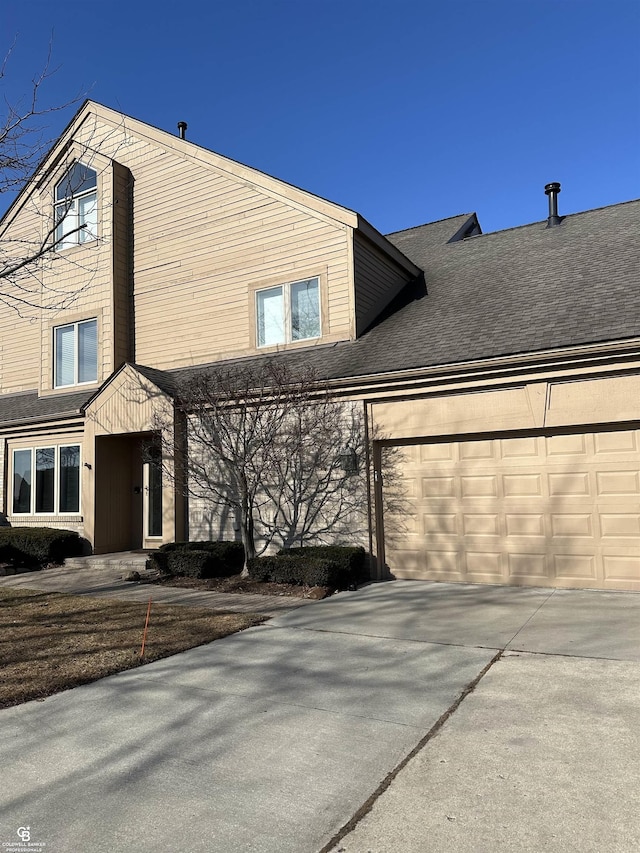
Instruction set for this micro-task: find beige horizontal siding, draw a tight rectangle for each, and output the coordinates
[2,111,356,397]
[0,202,46,393]
[120,135,354,367]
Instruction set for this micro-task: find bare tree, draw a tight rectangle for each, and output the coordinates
[163,360,370,575]
[255,397,367,550]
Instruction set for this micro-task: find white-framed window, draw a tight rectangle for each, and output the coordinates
[55,162,98,249]
[12,445,81,516]
[256,277,321,347]
[54,318,98,388]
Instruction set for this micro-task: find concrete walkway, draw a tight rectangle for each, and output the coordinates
[0,559,316,617]
[1,578,639,852]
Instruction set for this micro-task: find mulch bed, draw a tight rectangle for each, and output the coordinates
[152,573,332,599]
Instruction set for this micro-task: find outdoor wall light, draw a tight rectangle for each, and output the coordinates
[338,448,358,476]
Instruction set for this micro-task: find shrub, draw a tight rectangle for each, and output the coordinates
[146,541,243,578]
[277,545,366,580]
[247,555,349,588]
[0,527,83,567]
[145,551,169,575]
[159,540,244,570]
[166,549,215,579]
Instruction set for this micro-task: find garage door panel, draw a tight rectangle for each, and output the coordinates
[596,470,640,496]
[419,442,455,462]
[550,513,593,537]
[421,476,456,497]
[599,512,640,538]
[552,553,598,581]
[423,512,457,534]
[507,552,550,579]
[503,473,543,497]
[603,552,640,583]
[500,436,541,458]
[548,472,591,497]
[461,475,499,497]
[505,513,545,537]
[594,430,639,454]
[546,433,589,456]
[459,440,495,460]
[385,427,640,591]
[461,513,500,536]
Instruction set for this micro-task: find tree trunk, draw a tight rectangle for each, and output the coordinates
[239,499,256,577]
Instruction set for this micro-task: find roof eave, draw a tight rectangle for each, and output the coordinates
[356,215,423,276]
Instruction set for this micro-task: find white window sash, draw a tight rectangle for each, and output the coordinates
[256,278,321,346]
[11,445,82,516]
[54,319,98,388]
[257,287,285,347]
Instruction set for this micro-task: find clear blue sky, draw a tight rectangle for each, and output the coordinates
[2,0,639,234]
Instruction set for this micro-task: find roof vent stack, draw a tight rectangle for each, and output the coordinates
[544,182,562,228]
[177,121,188,140]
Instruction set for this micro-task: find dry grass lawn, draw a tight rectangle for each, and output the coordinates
[0,587,266,709]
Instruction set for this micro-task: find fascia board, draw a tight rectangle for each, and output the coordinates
[323,338,640,397]
[356,215,423,276]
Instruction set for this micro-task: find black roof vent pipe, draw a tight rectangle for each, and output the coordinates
[544,182,562,227]
[177,121,188,140]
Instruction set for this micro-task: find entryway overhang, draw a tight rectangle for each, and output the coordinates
[82,364,183,553]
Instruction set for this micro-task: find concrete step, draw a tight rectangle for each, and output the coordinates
[65,551,155,573]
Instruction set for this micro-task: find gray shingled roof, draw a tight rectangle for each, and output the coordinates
[0,389,92,427]
[379,199,640,371]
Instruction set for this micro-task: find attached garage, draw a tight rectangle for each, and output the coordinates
[382,427,640,591]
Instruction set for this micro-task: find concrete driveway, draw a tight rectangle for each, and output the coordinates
[1,580,639,853]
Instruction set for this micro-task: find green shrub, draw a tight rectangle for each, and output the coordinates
[248,555,349,588]
[146,541,243,579]
[159,540,244,572]
[277,545,366,579]
[0,527,83,567]
[145,551,169,575]
[166,549,216,579]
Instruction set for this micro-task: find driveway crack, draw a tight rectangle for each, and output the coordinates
[318,649,503,853]
[504,588,556,650]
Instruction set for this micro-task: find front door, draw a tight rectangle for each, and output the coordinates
[94,434,143,553]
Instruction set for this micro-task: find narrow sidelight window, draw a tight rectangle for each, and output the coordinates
[13,449,32,514]
[59,446,80,513]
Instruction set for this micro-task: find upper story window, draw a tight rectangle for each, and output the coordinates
[54,318,98,388]
[256,277,321,347]
[54,163,98,249]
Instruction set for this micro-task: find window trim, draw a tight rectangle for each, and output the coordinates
[11,444,82,517]
[53,317,98,389]
[255,276,322,348]
[54,162,98,250]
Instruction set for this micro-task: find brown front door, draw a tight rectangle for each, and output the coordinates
[94,434,145,553]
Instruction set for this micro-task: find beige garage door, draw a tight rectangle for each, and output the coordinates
[384,428,640,591]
